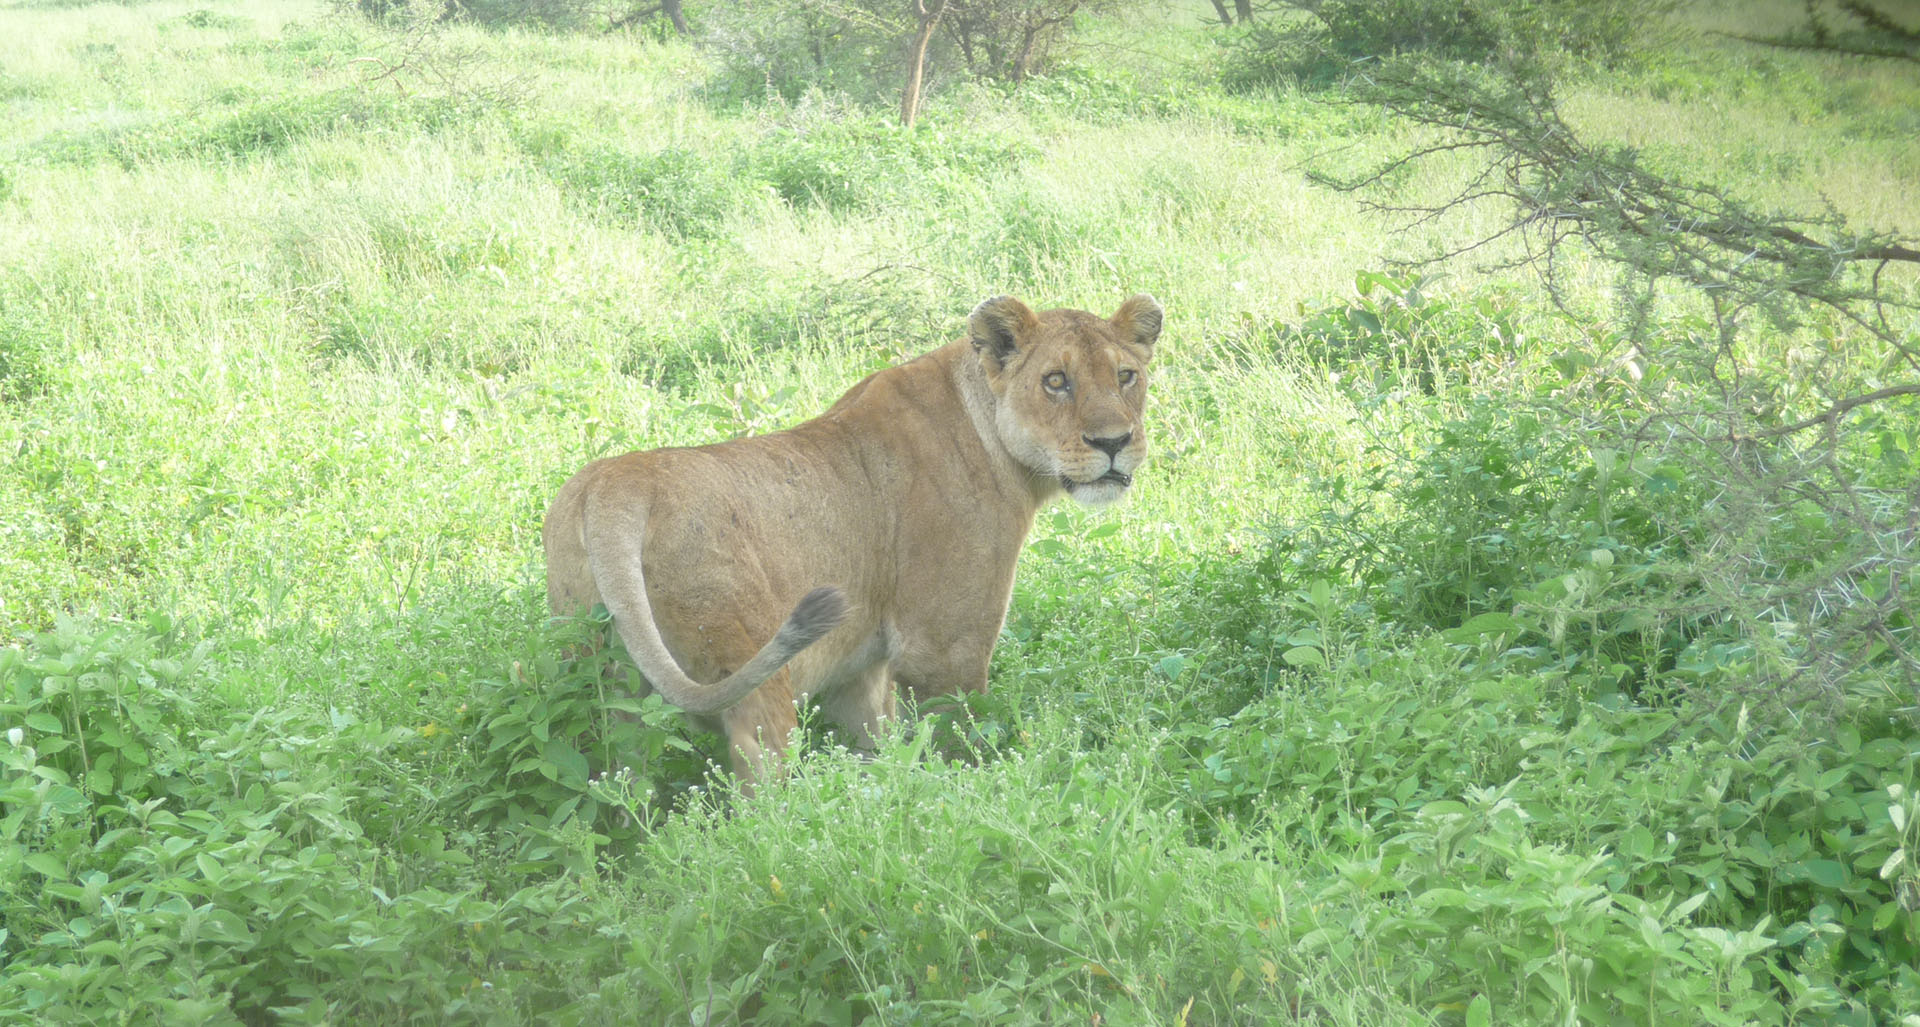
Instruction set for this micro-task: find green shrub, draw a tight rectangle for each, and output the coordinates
[603,735,1327,1025]
[1278,270,1522,397]
[344,0,641,31]
[1163,634,1920,1019]
[1253,281,1870,705]
[444,621,718,873]
[1222,0,1668,91]
[161,9,252,32]
[22,91,477,169]
[0,617,694,1022]
[747,115,1031,213]
[531,111,1030,233]
[0,299,56,403]
[1270,392,1694,661]
[540,142,760,236]
[700,3,903,104]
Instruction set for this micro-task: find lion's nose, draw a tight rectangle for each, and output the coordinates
[1083,432,1132,458]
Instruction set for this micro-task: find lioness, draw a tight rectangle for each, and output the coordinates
[543,293,1160,786]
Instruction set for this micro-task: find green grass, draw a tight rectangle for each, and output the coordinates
[3,1,1918,1023]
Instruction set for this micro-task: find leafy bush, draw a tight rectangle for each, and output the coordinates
[1259,278,1918,712]
[745,115,1032,213]
[1279,270,1522,397]
[942,0,1112,84]
[1267,388,1697,682]
[1222,0,1668,91]
[345,0,658,32]
[1163,633,1920,1019]
[701,3,904,104]
[22,91,479,169]
[161,8,252,32]
[598,735,1326,1025]
[700,0,1118,105]
[444,621,718,873]
[0,298,56,403]
[0,617,707,1022]
[537,141,759,236]
[533,110,1033,233]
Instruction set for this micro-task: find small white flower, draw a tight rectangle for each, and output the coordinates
[6,727,21,747]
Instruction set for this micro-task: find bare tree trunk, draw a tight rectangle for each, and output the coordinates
[902,0,950,128]
[1208,0,1233,26]
[1013,22,1039,82]
[1235,0,1253,23]
[1010,2,1080,83]
[608,0,688,35]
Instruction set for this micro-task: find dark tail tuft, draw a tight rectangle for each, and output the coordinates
[780,586,850,650]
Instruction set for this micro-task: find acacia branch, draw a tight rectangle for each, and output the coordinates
[1713,31,1920,64]
[1309,55,1920,440]
[1740,385,1920,439]
[1715,0,1920,64]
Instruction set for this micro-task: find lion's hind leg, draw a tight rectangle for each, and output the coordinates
[717,670,801,794]
[816,663,896,756]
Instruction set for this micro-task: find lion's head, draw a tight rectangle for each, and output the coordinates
[969,294,1161,508]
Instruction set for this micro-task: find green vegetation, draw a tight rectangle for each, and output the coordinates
[2,0,1916,1023]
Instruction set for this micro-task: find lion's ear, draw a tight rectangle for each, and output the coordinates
[969,295,1037,370]
[1110,294,1162,356]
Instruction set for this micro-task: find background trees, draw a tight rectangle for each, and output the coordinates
[1221,0,1920,710]
[6,0,1916,1020]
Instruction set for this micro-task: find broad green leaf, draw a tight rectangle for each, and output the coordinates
[540,739,589,784]
[1416,888,1472,909]
[24,712,62,734]
[1672,892,1709,921]
[1030,539,1069,558]
[26,852,67,880]
[1281,646,1325,669]
[1803,859,1848,888]
[1873,901,1900,931]
[198,908,254,946]
[1442,612,1521,643]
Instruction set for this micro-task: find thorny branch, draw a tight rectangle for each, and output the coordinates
[1309,61,1919,436]
[1305,46,1918,709]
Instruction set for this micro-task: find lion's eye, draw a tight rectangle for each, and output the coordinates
[1043,371,1069,392]
[1118,368,1137,387]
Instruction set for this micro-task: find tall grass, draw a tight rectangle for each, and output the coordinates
[3,1,1917,1023]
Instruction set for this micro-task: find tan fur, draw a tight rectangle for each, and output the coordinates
[542,294,1161,787]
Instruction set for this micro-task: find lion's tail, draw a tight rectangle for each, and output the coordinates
[584,507,849,716]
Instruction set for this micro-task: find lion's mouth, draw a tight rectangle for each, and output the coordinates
[1062,469,1132,490]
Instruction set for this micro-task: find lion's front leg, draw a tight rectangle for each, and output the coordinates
[890,635,994,701]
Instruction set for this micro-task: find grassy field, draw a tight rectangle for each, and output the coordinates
[3,0,1918,1023]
